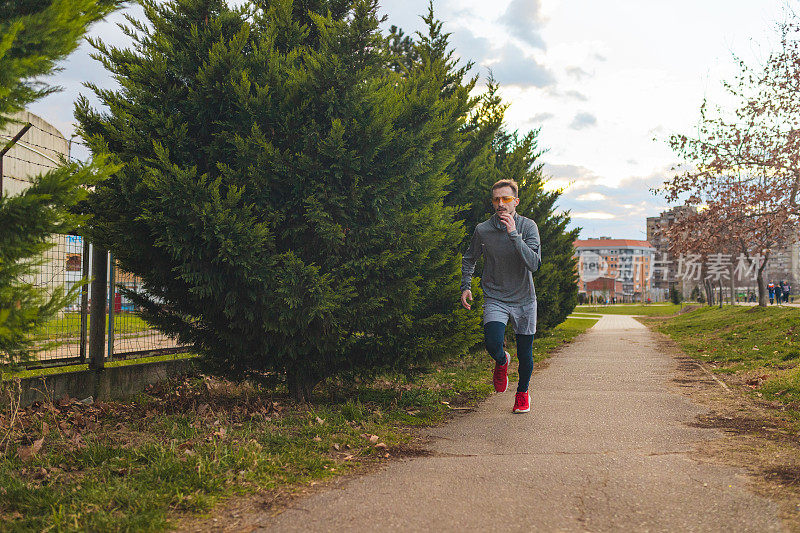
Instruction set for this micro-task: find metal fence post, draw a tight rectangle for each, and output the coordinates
[79,239,90,363]
[107,253,116,360]
[88,246,108,370]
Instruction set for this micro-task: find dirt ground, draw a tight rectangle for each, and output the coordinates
[656,332,800,531]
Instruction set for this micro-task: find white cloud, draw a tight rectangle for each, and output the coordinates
[541,163,602,192]
[527,112,555,123]
[565,66,591,81]
[449,25,493,67]
[569,112,598,130]
[485,43,555,88]
[543,177,575,192]
[571,211,617,220]
[576,192,608,201]
[564,89,588,101]
[546,87,588,100]
[499,0,547,50]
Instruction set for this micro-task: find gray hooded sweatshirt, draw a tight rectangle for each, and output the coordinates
[461,213,542,305]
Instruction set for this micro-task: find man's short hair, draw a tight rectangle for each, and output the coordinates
[492,179,519,197]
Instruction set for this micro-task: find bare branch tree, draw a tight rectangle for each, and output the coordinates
[658,12,800,307]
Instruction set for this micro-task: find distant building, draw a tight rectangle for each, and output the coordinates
[646,205,697,299]
[573,238,656,302]
[645,204,797,300]
[1,112,83,308]
[0,110,68,196]
[763,230,800,292]
[584,276,624,303]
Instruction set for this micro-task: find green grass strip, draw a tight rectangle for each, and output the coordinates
[575,303,685,316]
[645,305,800,423]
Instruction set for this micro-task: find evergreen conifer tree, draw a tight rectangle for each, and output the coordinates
[444,78,506,247]
[78,0,479,401]
[388,8,578,333]
[384,4,493,350]
[0,0,117,128]
[0,0,117,366]
[496,129,579,331]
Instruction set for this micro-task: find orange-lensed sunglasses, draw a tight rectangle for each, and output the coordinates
[491,196,517,205]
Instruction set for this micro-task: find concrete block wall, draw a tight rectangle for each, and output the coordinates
[1,110,68,197]
[4,359,196,408]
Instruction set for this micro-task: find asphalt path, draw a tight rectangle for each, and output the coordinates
[260,315,784,532]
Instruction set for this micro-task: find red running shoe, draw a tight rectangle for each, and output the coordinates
[513,391,530,413]
[493,351,510,393]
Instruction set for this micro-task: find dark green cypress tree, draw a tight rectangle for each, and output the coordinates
[384,4,505,247]
[496,129,579,331]
[386,7,578,334]
[0,0,117,128]
[78,0,479,401]
[385,6,578,335]
[385,25,418,74]
[445,77,506,247]
[0,0,117,366]
[377,4,485,373]
[384,6,507,347]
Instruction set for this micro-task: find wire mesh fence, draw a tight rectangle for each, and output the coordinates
[28,234,89,366]
[106,262,185,362]
[22,235,188,368]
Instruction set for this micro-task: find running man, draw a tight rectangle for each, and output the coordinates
[461,179,542,413]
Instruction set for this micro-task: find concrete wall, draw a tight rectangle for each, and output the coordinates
[6,359,196,408]
[3,111,77,308]
[1,110,68,197]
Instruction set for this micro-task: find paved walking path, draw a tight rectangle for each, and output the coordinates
[260,315,784,532]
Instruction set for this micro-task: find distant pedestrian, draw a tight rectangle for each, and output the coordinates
[768,282,775,305]
[783,282,791,304]
[461,179,542,414]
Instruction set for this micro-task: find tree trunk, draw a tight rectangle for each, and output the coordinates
[704,278,714,306]
[718,278,723,309]
[757,252,769,307]
[729,263,736,305]
[757,269,768,307]
[286,366,322,404]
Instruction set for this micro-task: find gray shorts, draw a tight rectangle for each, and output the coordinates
[483,299,537,335]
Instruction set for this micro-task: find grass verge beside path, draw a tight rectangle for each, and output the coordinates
[576,303,684,316]
[0,316,597,532]
[642,305,800,429]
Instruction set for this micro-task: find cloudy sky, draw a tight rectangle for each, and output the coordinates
[29,0,790,239]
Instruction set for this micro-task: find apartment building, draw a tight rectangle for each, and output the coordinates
[573,238,656,302]
[646,204,696,299]
[764,232,800,290]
